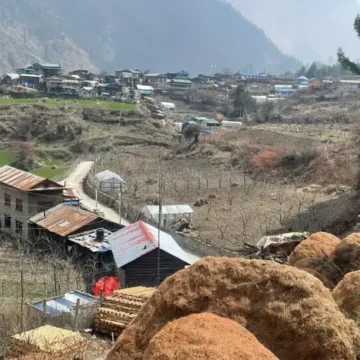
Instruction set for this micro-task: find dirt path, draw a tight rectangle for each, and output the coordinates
[63,161,129,226]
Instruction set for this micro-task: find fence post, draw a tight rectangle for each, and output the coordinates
[53,266,57,296]
[73,298,81,331]
[206,178,209,189]
[20,270,24,333]
[219,178,222,188]
[43,299,47,316]
[198,178,201,190]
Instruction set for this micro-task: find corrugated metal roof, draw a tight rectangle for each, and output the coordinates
[95,170,126,183]
[0,166,45,190]
[144,205,194,216]
[136,85,154,91]
[63,188,81,200]
[32,291,98,316]
[38,63,61,68]
[68,228,113,252]
[29,204,98,237]
[171,79,192,84]
[108,221,192,268]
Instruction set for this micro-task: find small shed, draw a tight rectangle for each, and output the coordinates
[95,170,126,191]
[29,291,100,330]
[143,205,194,227]
[108,221,197,286]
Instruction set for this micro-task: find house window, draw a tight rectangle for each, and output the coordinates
[4,215,11,228]
[15,220,23,235]
[16,199,23,212]
[4,193,10,207]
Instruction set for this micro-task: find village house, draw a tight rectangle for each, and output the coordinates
[69,70,91,79]
[168,79,193,89]
[136,84,154,96]
[2,73,19,85]
[78,87,98,98]
[32,63,62,78]
[144,73,167,86]
[46,76,63,93]
[0,166,66,237]
[29,204,122,253]
[19,74,42,88]
[108,221,198,287]
[166,70,190,80]
[115,70,142,85]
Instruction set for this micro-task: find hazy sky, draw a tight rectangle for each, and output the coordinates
[228,0,360,63]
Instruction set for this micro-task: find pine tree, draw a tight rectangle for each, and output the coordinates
[338,15,360,74]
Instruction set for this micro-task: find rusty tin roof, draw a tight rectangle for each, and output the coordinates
[29,204,99,237]
[0,166,46,190]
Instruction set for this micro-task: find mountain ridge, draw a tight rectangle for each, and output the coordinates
[0,0,299,74]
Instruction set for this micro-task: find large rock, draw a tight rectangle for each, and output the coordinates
[107,257,360,360]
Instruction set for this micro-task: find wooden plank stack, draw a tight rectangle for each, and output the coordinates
[8,325,86,360]
[95,286,155,337]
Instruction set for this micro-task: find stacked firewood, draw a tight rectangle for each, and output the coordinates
[95,287,154,336]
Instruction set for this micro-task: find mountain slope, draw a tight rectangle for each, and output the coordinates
[229,0,360,63]
[0,0,298,74]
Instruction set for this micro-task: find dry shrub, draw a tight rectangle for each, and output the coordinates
[333,271,360,324]
[288,232,341,265]
[293,257,343,289]
[330,235,360,275]
[9,355,53,360]
[107,257,360,360]
[250,148,284,170]
[144,313,278,360]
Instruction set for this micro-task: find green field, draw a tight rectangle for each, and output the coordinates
[0,150,67,179]
[0,150,13,166]
[31,160,68,178]
[0,97,137,110]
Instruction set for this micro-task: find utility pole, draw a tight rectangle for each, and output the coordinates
[157,170,164,286]
[119,185,123,225]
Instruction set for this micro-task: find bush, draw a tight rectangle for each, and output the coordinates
[250,148,284,170]
[280,150,318,170]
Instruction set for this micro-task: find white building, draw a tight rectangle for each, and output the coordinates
[142,205,194,227]
[95,170,126,192]
[78,87,98,98]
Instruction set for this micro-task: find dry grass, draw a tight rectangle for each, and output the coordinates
[330,238,360,275]
[99,146,332,249]
[288,232,341,265]
[108,257,360,360]
[144,313,278,360]
[333,271,360,325]
[292,257,343,289]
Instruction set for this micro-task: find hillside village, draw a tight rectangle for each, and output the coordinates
[2,59,360,360]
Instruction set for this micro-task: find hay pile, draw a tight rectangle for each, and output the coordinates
[293,257,343,289]
[288,232,341,265]
[330,233,360,275]
[333,271,360,324]
[107,257,360,360]
[144,313,278,360]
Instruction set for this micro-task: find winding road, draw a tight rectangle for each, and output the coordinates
[62,161,129,226]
